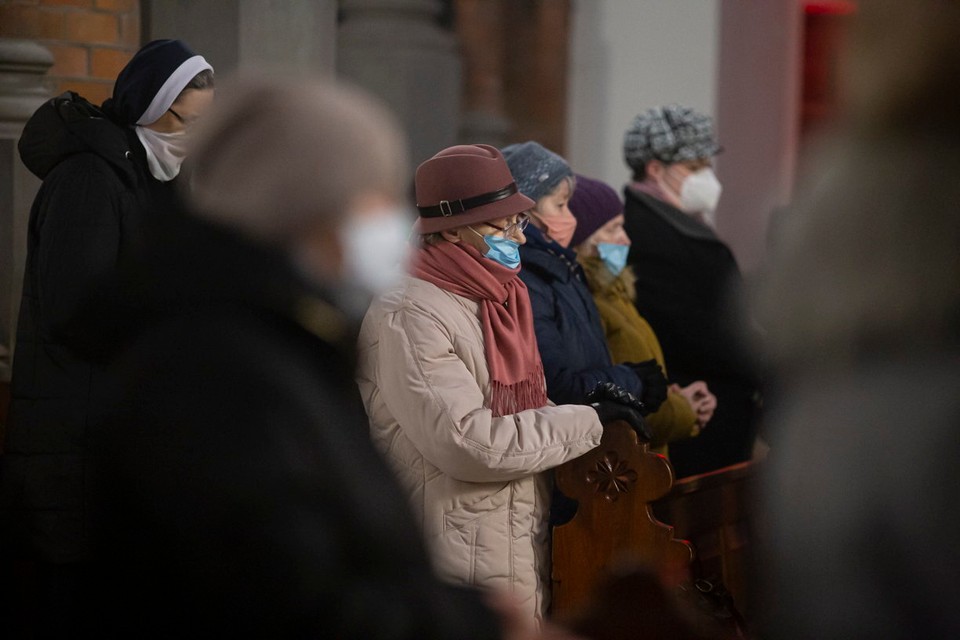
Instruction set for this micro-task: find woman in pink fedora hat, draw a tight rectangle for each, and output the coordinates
[356,144,648,626]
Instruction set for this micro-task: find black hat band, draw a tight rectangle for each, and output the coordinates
[417,183,518,219]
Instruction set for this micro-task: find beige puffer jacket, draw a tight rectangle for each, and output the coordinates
[356,276,603,623]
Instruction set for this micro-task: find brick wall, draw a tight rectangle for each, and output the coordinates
[0,0,141,106]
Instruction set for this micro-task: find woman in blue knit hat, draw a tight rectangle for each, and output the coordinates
[1,39,213,635]
[501,141,669,447]
[568,173,717,458]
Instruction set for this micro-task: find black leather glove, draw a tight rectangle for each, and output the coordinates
[587,382,653,442]
[626,359,668,414]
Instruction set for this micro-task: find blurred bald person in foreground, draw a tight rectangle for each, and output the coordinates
[85,77,501,638]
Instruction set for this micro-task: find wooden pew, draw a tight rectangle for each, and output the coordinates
[551,420,759,636]
[551,421,694,618]
[653,460,760,620]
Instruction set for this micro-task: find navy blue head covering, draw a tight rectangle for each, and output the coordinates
[101,39,212,126]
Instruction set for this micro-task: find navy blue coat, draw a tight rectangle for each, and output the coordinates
[519,225,641,405]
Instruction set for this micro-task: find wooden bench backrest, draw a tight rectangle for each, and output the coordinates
[653,459,760,617]
[551,420,694,618]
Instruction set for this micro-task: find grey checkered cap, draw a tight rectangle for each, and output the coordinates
[623,105,720,172]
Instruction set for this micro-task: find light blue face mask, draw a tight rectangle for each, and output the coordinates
[469,227,521,269]
[597,242,629,276]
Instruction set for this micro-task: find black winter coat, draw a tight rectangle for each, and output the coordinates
[1,92,175,563]
[519,224,641,405]
[623,187,760,476]
[82,213,501,638]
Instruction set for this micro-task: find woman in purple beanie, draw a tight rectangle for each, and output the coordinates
[569,174,717,457]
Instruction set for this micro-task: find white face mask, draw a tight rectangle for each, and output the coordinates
[679,168,722,219]
[341,206,412,296]
[136,126,189,182]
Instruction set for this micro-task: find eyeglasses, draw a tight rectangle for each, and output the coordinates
[483,214,530,237]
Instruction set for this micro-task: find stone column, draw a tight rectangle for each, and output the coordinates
[0,38,53,381]
[566,1,720,186]
[337,0,461,167]
[455,0,511,147]
[143,0,338,77]
[714,0,802,272]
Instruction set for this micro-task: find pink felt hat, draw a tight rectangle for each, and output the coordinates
[414,144,535,234]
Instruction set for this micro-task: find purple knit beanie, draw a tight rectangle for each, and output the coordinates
[569,174,624,247]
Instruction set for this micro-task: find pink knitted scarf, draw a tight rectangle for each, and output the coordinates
[410,241,549,417]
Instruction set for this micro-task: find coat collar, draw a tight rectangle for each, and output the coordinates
[624,185,722,243]
[578,254,637,301]
[519,224,582,283]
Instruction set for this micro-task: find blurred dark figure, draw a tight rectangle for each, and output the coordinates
[81,76,499,638]
[0,39,213,636]
[755,1,960,638]
[621,106,761,477]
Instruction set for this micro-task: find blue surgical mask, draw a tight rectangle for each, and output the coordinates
[482,234,521,269]
[597,242,629,276]
[469,226,521,269]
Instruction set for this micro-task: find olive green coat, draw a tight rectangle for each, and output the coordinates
[578,256,699,452]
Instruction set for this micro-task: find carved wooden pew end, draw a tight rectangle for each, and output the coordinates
[551,420,695,619]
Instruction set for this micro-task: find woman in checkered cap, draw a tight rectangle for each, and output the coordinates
[621,105,762,478]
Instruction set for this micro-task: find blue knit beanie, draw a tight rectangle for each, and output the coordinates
[501,141,573,203]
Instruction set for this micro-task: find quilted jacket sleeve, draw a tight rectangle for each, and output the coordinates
[375,300,603,484]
